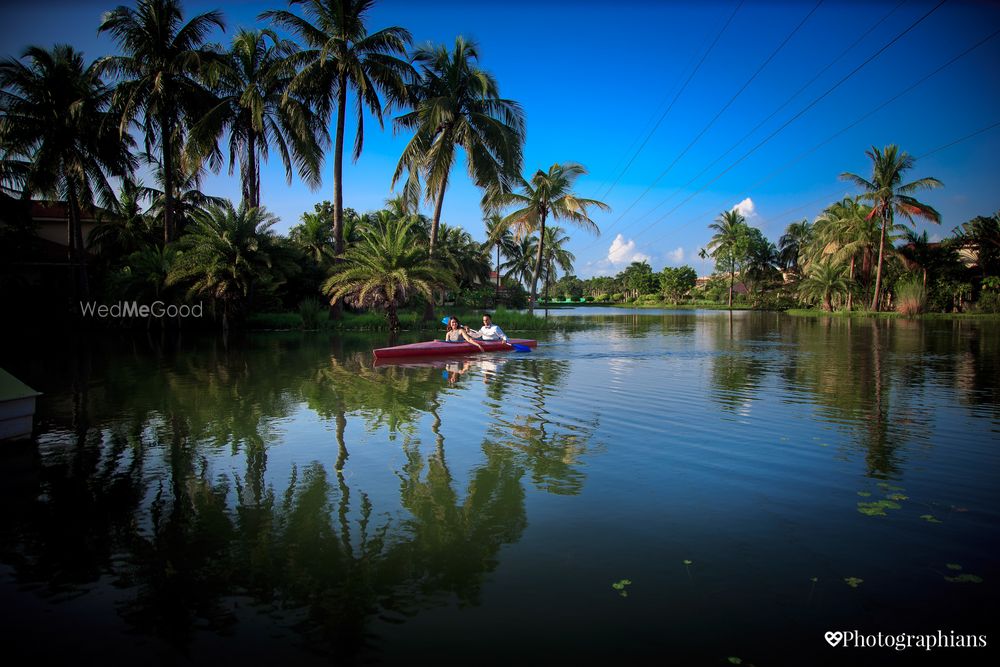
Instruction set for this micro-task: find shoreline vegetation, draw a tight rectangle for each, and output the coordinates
[246,302,1000,333]
[246,306,578,332]
[1,1,997,335]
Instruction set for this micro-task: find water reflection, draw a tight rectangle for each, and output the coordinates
[1,335,597,660]
[0,315,997,663]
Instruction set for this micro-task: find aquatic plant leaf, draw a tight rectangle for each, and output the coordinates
[944,574,982,584]
[612,578,632,597]
[945,563,962,571]
[886,493,908,501]
[844,577,864,588]
[920,514,942,523]
[857,491,872,497]
[683,560,693,566]
[857,500,901,516]
[728,658,743,665]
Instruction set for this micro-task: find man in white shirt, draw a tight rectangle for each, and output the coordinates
[473,313,508,343]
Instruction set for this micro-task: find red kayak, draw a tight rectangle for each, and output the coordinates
[373,338,536,360]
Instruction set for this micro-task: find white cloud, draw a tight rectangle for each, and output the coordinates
[732,197,756,219]
[666,246,685,264]
[607,234,650,265]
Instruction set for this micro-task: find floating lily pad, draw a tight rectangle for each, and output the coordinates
[858,500,901,516]
[728,658,743,665]
[945,563,963,571]
[886,493,908,501]
[611,579,632,597]
[683,559,693,566]
[857,491,872,497]
[810,577,818,583]
[920,514,942,523]
[944,574,983,584]
[844,577,864,588]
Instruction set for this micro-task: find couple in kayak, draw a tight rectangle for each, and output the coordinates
[445,313,509,351]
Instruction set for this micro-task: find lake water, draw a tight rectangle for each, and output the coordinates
[1,310,998,665]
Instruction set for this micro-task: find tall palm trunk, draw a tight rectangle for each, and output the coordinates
[847,256,855,311]
[67,185,89,301]
[429,170,449,258]
[870,208,889,311]
[728,267,734,309]
[333,79,347,256]
[160,103,175,245]
[529,212,547,314]
[495,244,501,300]
[330,78,348,318]
[245,130,258,208]
[387,302,400,332]
[423,172,450,320]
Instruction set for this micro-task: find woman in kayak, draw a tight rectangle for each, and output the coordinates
[445,317,485,351]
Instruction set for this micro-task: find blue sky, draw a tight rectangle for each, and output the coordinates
[3,0,999,277]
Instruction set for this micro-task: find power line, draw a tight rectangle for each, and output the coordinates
[617,0,906,238]
[595,0,745,203]
[917,119,1000,160]
[660,117,1000,259]
[734,26,1000,199]
[639,21,999,251]
[598,4,727,187]
[627,0,947,246]
[598,0,824,238]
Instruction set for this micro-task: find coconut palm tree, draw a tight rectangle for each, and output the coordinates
[898,228,933,290]
[0,44,135,299]
[145,159,226,238]
[778,219,812,274]
[798,259,850,312]
[742,226,778,302]
[262,0,413,261]
[167,201,299,332]
[98,0,225,244]
[484,213,516,298]
[392,37,525,258]
[840,145,942,311]
[953,212,1000,282]
[435,223,491,289]
[534,226,575,302]
[808,197,877,311]
[493,163,607,313]
[701,209,748,308]
[187,28,326,208]
[322,213,453,331]
[500,235,535,290]
[289,204,336,267]
[88,178,156,258]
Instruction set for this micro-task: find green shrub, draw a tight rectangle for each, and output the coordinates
[975,290,1000,313]
[895,276,926,316]
[246,312,303,329]
[298,298,329,329]
[454,286,496,308]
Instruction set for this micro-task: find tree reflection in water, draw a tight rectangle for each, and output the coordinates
[0,335,566,661]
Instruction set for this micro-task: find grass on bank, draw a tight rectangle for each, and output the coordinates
[247,306,576,332]
[786,309,1000,320]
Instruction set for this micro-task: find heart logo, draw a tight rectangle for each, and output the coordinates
[825,631,844,647]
